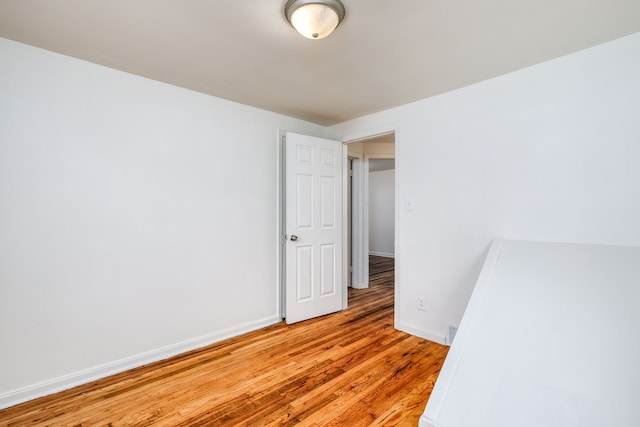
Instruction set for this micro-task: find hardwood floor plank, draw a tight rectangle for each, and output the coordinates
[0,256,447,426]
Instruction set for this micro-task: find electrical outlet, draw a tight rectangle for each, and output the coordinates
[417,296,426,311]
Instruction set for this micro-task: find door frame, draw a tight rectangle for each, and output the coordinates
[341,127,399,325]
[347,152,365,289]
[277,131,286,318]
[277,127,399,321]
[343,129,397,291]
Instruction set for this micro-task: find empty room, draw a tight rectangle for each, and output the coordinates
[1,1,640,426]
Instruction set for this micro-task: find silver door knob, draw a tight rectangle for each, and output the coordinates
[290,235,299,241]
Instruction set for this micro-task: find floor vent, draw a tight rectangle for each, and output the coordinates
[446,325,458,345]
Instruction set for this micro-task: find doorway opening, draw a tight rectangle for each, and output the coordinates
[344,132,395,291]
[277,130,397,325]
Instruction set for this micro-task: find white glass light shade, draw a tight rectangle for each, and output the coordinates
[284,0,346,40]
[290,4,339,39]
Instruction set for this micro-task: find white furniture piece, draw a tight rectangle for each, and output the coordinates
[421,239,640,427]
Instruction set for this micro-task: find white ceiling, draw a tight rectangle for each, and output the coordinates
[1,0,639,125]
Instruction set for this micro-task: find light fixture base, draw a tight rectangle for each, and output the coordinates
[284,0,346,40]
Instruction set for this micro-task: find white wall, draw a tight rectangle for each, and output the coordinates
[0,38,326,407]
[368,169,395,257]
[329,33,640,343]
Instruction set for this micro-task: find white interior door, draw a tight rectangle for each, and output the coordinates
[285,132,343,324]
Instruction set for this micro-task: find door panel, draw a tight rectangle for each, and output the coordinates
[285,132,343,324]
[296,174,313,228]
[296,245,313,301]
[320,243,336,296]
[320,176,335,227]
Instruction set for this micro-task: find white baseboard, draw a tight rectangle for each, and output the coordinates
[351,280,368,289]
[369,251,395,258]
[0,315,281,410]
[395,321,446,345]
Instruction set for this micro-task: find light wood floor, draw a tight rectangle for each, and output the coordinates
[0,256,448,426]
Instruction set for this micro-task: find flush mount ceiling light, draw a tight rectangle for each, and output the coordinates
[284,0,346,40]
